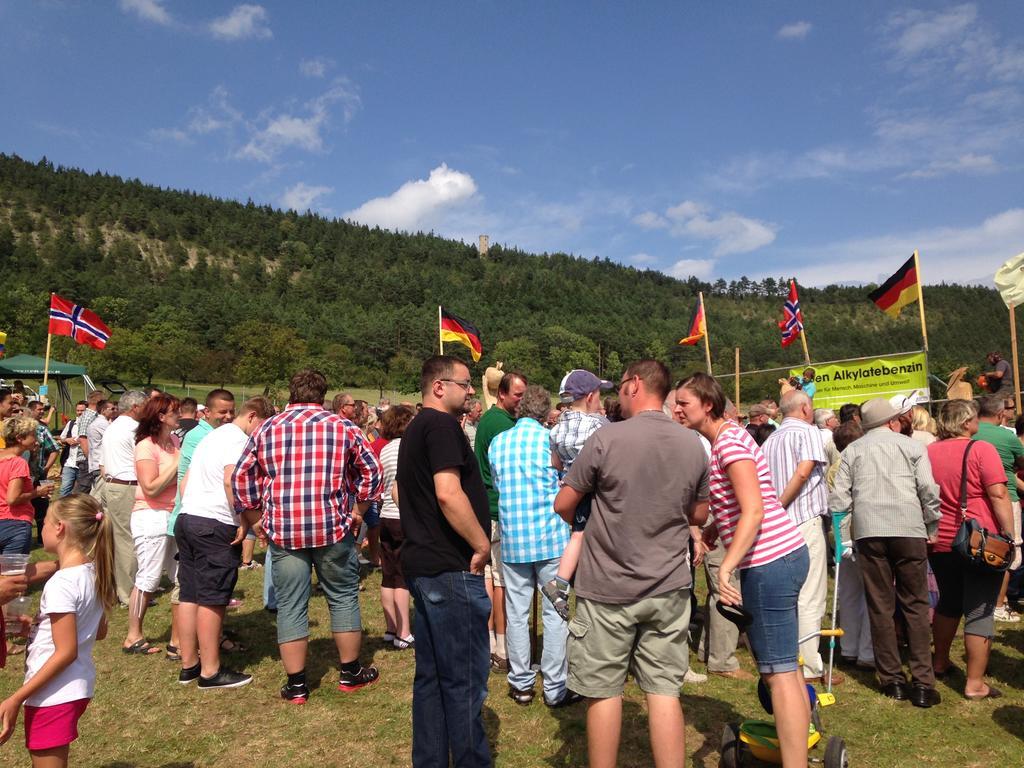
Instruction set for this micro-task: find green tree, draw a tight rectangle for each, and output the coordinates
[228,321,309,388]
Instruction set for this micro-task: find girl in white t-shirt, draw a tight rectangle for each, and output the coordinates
[0,493,115,767]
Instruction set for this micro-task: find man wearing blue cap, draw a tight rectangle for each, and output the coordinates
[543,369,613,619]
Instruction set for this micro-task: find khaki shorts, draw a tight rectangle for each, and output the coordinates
[483,524,503,588]
[568,587,691,698]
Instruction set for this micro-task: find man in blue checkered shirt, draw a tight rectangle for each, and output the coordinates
[489,384,581,709]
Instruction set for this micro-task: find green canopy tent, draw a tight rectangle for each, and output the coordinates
[0,354,96,421]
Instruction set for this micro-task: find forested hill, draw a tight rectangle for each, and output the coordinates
[0,153,1010,398]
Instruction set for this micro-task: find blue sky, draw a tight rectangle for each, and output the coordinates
[2,1,1022,286]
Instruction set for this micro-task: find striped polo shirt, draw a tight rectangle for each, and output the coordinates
[709,423,805,570]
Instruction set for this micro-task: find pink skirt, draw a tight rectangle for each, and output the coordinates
[24,698,89,751]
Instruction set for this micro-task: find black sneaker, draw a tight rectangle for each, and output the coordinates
[338,665,379,692]
[178,663,201,685]
[546,689,584,708]
[280,681,310,704]
[199,669,253,690]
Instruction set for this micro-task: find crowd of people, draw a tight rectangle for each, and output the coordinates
[0,349,1020,766]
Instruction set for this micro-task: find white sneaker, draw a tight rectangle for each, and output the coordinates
[683,668,708,684]
[994,606,1020,623]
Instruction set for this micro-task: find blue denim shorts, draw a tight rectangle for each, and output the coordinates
[363,501,381,529]
[740,545,809,674]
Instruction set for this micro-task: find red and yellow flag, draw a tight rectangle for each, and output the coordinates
[868,255,919,318]
[678,298,706,346]
[440,307,482,362]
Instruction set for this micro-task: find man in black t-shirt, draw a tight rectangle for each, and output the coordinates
[397,355,491,768]
[985,351,1014,398]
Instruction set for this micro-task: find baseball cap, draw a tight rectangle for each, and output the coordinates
[558,369,614,403]
[888,391,925,415]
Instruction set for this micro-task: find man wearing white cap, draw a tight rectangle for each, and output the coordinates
[889,393,919,437]
[829,397,942,707]
[542,370,613,619]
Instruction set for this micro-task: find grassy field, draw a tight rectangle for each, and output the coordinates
[2,548,1021,767]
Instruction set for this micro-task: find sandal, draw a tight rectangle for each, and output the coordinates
[219,633,247,654]
[508,684,535,706]
[122,639,161,655]
[165,644,182,661]
[965,685,1003,700]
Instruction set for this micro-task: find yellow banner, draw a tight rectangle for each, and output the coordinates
[790,352,929,410]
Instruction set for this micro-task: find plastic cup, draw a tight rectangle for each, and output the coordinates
[0,554,30,576]
[3,596,32,637]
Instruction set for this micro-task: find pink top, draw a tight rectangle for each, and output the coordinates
[709,423,806,570]
[133,436,180,513]
[0,456,34,522]
[927,438,1005,553]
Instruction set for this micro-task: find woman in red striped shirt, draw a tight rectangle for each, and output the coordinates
[675,373,810,767]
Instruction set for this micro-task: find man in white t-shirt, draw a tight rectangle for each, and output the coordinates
[174,396,274,690]
[99,391,147,606]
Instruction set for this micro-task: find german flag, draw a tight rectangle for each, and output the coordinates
[678,298,705,346]
[868,254,919,318]
[440,307,482,362]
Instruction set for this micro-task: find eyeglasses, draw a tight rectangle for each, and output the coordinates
[341,403,355,410]
[618,375,636,392]
[441,379,473,391]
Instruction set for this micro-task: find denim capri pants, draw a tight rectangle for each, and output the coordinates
[740,545,810,674]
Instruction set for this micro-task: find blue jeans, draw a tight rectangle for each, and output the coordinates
[502,558,568,703]
[0,520,33,555]
[269,535,361,644]
[59,464,78,497]
[263,547,277,610]
[408,571,491,768]
[740,545,810,674]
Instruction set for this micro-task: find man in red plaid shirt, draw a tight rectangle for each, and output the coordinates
[233,369,383,703]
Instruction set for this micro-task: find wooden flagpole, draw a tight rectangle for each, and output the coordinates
[438,305,445,355]
[800,331,811,368]
[700,292,713,374]
[42,293,53,400]
[734,347,741,414]
[913,250,929,352]
[1011,304,1022,413]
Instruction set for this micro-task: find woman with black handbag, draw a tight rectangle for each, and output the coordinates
[926,399,1015,700]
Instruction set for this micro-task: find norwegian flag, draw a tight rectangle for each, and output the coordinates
[778,280,804,348]
[48,295,111,350]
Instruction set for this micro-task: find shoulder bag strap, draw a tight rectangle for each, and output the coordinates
[959,440,977,520]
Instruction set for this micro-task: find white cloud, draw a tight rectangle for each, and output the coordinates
[280,182,333,212]
[119,0,172,26]
[209,4,272,41]
[637,201,776,256]
[236,79,360,162]
[777,21,812,40]
[666,258,716,280]
[628,253,658,265]
[887,4,977,60]
[633,210,668,229]
[885,4,1024,83]
[344,164,479,232]
[299,57,332,78]
[901,152,997,179]
[749,208,1024,286]
[148,127,191,144]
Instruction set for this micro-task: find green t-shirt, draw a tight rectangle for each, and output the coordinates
[474,405,516,520]
[973,421,1023,502]
[167,419,215,534]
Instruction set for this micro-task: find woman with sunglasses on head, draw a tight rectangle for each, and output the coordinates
[674,372,810,767]
[122,393,181,656]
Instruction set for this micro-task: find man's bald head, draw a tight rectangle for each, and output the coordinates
[780,389,813,422]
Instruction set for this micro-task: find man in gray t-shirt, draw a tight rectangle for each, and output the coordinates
[554,359,708,768]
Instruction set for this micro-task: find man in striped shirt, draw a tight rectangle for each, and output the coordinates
[233,369,383,704]
[761,389,834,683]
